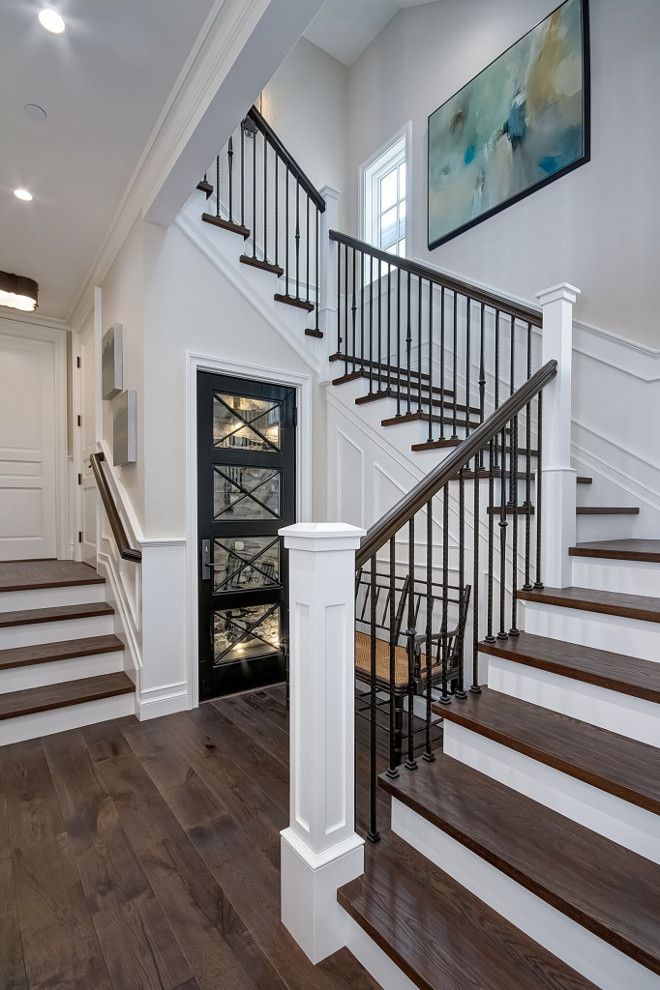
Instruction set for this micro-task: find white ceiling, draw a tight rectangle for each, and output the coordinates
[0,0,217,321]
[304,0,434,66]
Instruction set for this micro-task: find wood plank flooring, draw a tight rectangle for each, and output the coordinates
[0,685,378,990]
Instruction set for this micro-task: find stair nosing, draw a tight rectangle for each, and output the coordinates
[479,632,660,704]
[517,586,660,624]
[435,689,660,815]
[0,672,134,721]
[0,601,115,628]
[0,574,105,593]
[569,541,660,563]
[379,756,660,976]
[0,634,124,671]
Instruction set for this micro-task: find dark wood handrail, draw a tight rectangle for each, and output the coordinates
[246,105,326,213]
[89,452,142,563]
[355,360,556,568]
[329,229,542,327]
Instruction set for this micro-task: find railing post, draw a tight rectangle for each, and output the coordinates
[318,186,341,383]
[279,521,365,963]
[535,283,580,587]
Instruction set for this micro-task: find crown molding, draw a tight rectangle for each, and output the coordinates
[0,308,70,333]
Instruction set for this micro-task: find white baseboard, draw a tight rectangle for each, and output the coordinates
[136,681,189,720]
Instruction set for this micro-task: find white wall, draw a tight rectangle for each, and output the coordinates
[262,37,349,224]
[99,215,146,525]
[346,0,659,346]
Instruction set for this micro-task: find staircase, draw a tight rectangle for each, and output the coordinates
[0,560,135,745]
[193,106,658,989]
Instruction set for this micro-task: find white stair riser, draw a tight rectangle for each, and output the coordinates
[0,691,135,747]
[0,583,106,613]
[443,720,660,864]
[575,514,636,543]
[487,655,660,748]
[571,557,660,596]
[0,614,115,650]
[391,798,658,990]
[340,911,418,990]
[1,650,125,692]
[521,600,660,663]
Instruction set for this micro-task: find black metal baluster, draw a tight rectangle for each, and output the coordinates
[510,413,520,636]
[456,469,467,697]
[424,496,434,761]
[305,193,310,305]
[337,240,342,368]
[274,153,279,270]
[439,287,446,441]
[465,298,472,437]
[485,438,496,643]
[315,211,320,328]
[451,291,458,438]
[360,251,365,371]
[478,303,486,469]
[386,264,392,393]
[438,486,451,706]
[405,518,418,769]
[285,169,290,294]
[378,254,382,378]
[344,243,349,364]
[240,128,245,228]
[252,132,257,260]
[471,447,481,692]
[493,310,500,465]
[523,323,533,588]
[534,391,544,589]
[386,536,399,779]
[351,248,357,371]
[263,139,268,263]
[227,138,234,223]
[368,556,379,843]
[427,282,433,443]
[396,269,402,417]
[295,182,300,299]
[406,274,412,415]
[508,318,516,503]
[497,420,508,641]
[368,254,374,393]
[417,277,423,413]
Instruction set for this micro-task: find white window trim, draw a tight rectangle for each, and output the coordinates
[359,121,412,256]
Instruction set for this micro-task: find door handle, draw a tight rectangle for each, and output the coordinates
[201,539,212,580]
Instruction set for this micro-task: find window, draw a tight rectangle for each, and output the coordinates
[361,126,410,260]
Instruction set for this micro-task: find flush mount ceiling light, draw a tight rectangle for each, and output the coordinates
[38,7,65,33]
[13,188,33,201]
[0,272,39,312]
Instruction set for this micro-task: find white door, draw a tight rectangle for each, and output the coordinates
[0,329,59,560]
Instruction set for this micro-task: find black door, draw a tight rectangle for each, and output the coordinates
[197,372,296,700]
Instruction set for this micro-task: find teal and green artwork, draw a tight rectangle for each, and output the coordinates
[428,0,590,249]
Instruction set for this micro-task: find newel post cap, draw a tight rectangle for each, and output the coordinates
[536,282,581,307]
[319,184,341,203]
[279,521,365,552]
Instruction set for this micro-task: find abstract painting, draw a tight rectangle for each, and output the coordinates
[101,323,123,399]
[428,0,589,249]
[112,390,137,465]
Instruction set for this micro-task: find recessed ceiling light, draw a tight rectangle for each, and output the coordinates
[38,8,65,34]
[13,188,33,202]
[24,104,48,122]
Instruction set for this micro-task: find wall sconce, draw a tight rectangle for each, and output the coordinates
[0,271,39,312]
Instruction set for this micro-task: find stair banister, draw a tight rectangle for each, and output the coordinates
[536,283,581,588]
[278,522,366,964]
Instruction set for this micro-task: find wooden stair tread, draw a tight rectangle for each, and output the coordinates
[0,635,124,671]
[0,601,114,629]
[0,672,134,721]
[380,755,660,976]
[517,585,660,623]
[0,560,104,593]
[382,411,481,430]
[576,506,639,515]
[240,254,284,276]
[436,688,660,814]
[273,293,315,313]
[479,631,660,704]
[338,831,596,990]
[576,476,592,484]
[329,351,433,383]
[200,212,250,238]
[570,540,660,562]
[486,504,534,515]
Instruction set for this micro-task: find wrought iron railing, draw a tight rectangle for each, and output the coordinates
[199,105,326,331]
[354,359,556,841]
[329,230,542,450]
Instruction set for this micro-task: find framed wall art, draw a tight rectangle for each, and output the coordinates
[102,323,123,399]
[428,0,590,249]
[112,389,137,465]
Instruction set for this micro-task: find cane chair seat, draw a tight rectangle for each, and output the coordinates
[354,631,441,689]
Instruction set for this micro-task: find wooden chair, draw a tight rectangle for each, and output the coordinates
[354,568,471,765]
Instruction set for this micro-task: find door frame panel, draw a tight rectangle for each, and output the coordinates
[185,351,313,709]
[0,316,69,561]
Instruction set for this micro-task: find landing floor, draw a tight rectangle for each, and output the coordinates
[0,685,378,990]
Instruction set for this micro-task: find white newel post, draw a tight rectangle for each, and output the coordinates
[279,522,365,963]
[536,282,581,588]
[318,186,341,383]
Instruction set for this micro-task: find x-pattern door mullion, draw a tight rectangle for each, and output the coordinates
[215,537,280,590]
[215,466,279,518]
[215,394,280,451]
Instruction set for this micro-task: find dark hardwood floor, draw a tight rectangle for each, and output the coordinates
[0,685,378,990]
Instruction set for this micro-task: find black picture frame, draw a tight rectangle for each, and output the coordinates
[427,0,590,251]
